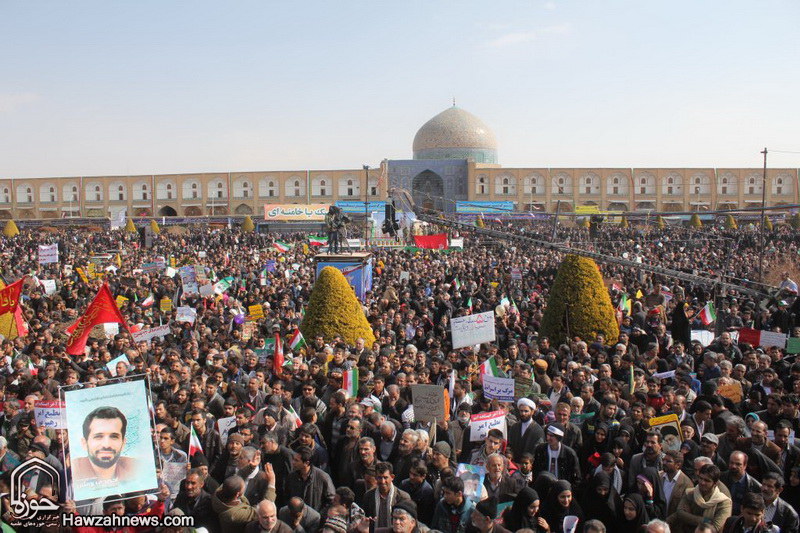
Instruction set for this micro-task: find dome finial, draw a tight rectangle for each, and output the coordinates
[452,97,456,107]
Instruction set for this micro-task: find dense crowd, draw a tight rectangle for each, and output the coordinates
[0,219,799,533]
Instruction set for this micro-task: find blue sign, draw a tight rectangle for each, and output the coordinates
[315,258,373,301]
[335,201,386,214]
[455,201,515,214]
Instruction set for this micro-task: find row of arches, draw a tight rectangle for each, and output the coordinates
[1,176,381,204]
[474,172,795,197]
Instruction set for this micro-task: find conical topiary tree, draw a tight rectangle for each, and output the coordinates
[242,215,255,233]
[301,266,376,346]
[619,216,629,228]
[724,214,738,230]
[150,219,161,235]
[689,213,702,228]
[540,254,619,345]
[763,216,773,231]
[125,218,137,233]
[791,212,800,230]
[2,220,19,238]
[656,216,666,229]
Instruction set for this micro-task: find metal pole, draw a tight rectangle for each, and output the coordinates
[363,165,370,247]
[551,200,561,242]
[759,147,767,283]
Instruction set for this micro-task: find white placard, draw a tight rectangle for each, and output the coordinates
[132,324,171,343]
[449,238,464,249]
[451,311,496,349]
[34,401,65,429]
[176,306,197,324]
[217,416,237,445]
[103,323,119,338]
[38,244,59,264]
[40,279,57,295]
[481,375,515,401]
[411,384,445,422]
[469,410,507,441]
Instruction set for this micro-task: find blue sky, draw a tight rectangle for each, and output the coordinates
[1,1,798,178]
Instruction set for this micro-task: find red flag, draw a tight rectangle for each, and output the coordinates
[413,233,449,250]
[273,332,284,375]
[65,284,130,356]
[14,305,28,338]
[0,278,25,315]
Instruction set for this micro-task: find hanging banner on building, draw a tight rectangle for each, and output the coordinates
[64,379,159,502]
[38,244,59,264]
[451,311,496,349]
[264,204,329,221]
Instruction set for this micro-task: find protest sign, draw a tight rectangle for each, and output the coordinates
[38,244,59,264]
[34,401,65,429]
[455,464,485,501]
[469,410,507,441]
[199,283,214,297]
[64,379,159,502]
[176,306,196,324]
[159,297,172,313]
[248,304,265,320]
[649,413,683,452]
[217,416,237,445]
[131,324,171,343]
[106,354,130,377]
[411,385,445,422]
[481,375,515,401]
[40,279,57,295]
[451,311,496,349]
[718,382,743,404]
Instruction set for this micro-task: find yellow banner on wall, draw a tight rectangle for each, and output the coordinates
[264,204,329,221]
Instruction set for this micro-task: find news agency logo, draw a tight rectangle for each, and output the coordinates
[0,457,61,528]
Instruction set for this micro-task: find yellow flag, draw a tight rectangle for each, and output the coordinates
[115,254,122,268]
[160,298,173,313]
[302,244,309,255]
[248,304,264,320]
[115,295,128,308]
[76,268,89,283]
[635,289,643,299]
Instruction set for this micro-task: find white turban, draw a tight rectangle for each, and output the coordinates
[517,398,536,410]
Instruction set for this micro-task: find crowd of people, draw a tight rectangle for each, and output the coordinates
[0,218,799,533]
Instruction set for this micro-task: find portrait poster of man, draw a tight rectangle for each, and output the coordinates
[649,413,683,452]
[64,379,159,502]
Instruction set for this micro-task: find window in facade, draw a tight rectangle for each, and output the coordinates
[118,186,125,201]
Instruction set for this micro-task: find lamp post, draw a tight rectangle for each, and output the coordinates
[758,148,767,283]
[363,165,370,247]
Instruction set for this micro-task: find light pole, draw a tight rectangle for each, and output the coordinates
[758,147,767,283]
[363,165,370,247]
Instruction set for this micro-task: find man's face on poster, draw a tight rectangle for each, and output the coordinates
[81,418,126,469]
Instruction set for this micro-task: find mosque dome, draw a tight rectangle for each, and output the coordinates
[412,106,498,164]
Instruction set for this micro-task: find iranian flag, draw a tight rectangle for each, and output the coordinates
[289,329,306,351]
[308,235,328,246]
[453,278,461,290]
[285,405,303,428]
[189,425,203,456]
[479,356,501,377]
[141,293,155,308]
[273,241,291,253]
[466,297,473,314]
[343,367,359,398]
[698,302,716,325]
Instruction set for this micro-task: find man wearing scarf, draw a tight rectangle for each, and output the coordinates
[362,462,411,529]
[670,464,731,533]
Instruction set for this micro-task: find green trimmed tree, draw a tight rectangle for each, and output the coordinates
[619,216,629,229]
[763,216,773,231]
[241,215,255,233]
[301,266,375,346]
[656,216,666,229]
[125,218,137,233]
[790,212,800,230]
[541,254,619,345]
[689,213,702,228]
[724,214,737,230]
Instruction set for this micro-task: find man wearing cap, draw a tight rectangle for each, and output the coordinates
[507,398,544,463]
[698,432,727,471]
[533,423,581,487]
